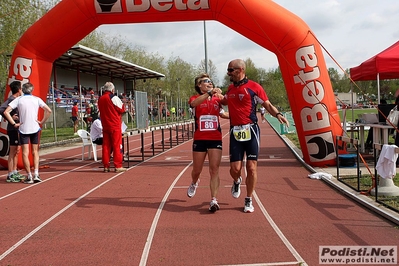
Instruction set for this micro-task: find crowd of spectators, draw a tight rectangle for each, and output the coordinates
[48,85,134,130]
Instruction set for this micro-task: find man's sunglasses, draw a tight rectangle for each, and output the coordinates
[200,79,213,84]
[227,68,239,72]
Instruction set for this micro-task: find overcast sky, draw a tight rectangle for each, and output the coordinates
[98,0,399,83]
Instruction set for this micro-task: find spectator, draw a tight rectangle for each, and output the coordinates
[394,94,399,166]
[71,101,79,135]
[3,82,52,184]
[0,81,24,182]
[152,107,158,122]
[90,117,103,145]
[188,107,193,119]
[90,99,99,121]
[98,82,126,173]
[148,106,152,122]
[170,106,176,119]
[84,101,93,130]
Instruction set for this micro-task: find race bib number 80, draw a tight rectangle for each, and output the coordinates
[233,124,251,141]
[199,115,218,131]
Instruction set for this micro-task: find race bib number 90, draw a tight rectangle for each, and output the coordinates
[199,115,218,131]
[233,124,252,141]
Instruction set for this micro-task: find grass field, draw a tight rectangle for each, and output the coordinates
[338,108,377,122]
[40,127,78,144]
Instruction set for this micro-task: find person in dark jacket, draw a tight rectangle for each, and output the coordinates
[0,81,23,182]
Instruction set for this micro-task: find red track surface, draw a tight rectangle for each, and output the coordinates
[1,121,398,266]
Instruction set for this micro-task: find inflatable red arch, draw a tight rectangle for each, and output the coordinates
[2,0,342,167]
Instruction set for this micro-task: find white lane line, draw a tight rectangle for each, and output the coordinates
[253,191,308,266]
[0,161,97,201]
[139,162,192,266]
[138,126,230,265]
[0,139,192,262]
[1,130,171,201]
[240,155,307,266]
[0,167,128,261]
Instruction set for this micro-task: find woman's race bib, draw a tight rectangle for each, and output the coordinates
[199,115,218,131]
[233,124,251,141]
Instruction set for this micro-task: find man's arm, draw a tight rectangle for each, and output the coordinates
[3,106,18,127]
[263,100,289,126]
[39,104,52,125]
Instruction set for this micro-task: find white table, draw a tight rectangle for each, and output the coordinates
[357,123,393,153]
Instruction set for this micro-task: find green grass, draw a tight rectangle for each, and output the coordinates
[40,127,78,144]
[339,175,399,210]
[286,132,299,147]
[284,108,379,147]
[338,108,377,122]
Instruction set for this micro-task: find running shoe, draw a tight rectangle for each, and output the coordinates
[33,176,42,183]
[13,172,26,180]
[209,199,220,213]
[115,167,127,172]
[231,177,242,198]
[6,175,20,183]
[187,180,199,198]
[103,168,110,172]
[244,197,254,213]
[24,177,34,184]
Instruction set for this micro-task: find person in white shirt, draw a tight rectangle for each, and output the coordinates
[90,118,103,145]
[3,82,52,184]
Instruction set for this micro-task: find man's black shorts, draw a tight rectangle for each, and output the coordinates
[19,131,40,145]
[7,130,19,146]
[229,123,260,162]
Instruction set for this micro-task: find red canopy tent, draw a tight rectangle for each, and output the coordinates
[350,40,399,103]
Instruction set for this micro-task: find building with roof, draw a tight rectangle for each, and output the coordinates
[52,44,164,96]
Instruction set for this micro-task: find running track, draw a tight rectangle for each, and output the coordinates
[0,121,398,265]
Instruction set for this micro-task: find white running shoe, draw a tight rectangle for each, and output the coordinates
[209,199,220,213]
[231,177,242,198]
[24,177,34,184]
[187,180,199,198]
[33,176,42,183]
[244,197,254,213]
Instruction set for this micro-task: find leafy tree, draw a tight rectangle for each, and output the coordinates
[260,67,288,110]
[164,57,195,109]
[0,0,58,97]
[197,59,218,86]
[243,58,260,82]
